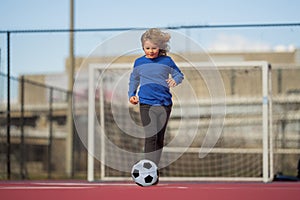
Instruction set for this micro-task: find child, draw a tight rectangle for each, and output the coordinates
[128,28,184,166]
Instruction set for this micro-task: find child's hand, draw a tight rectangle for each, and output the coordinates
[129,96,139,105]
[166,78,177,87]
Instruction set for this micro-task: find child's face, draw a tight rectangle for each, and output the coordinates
[143,40,160,59]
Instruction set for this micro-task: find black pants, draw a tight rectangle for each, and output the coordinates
[139,104,172,166]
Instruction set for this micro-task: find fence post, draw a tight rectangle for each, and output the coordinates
[6,31,11,180]
[20,75,27,179]
[48,87,53,179]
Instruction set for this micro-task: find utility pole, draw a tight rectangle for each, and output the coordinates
[6,33,11,180]
[66,0,74,177]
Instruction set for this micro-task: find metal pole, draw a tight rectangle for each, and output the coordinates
[20,75,27,179]
[66,0,74,177]
[87,65,94,181]
[48,88,53,179]
[268,64,274,181]
[6,32,11,180]
[262,62,270,183]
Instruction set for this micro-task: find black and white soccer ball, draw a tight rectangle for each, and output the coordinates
[131,159,158,187]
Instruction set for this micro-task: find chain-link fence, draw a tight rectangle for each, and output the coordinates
[0,73,86,179]
[0,24,300,180]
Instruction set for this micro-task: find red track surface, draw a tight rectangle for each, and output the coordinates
[1,181,300,200]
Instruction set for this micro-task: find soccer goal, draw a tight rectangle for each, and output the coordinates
[87,61,272,183]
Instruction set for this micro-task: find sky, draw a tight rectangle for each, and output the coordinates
[0,0,300,76]
[0,0,299,30]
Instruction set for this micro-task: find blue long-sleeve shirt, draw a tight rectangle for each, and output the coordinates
[128,55,184,106]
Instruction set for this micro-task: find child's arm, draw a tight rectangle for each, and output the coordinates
[128,66,140,104]
[168,66,184,87]
[168,58,184,87]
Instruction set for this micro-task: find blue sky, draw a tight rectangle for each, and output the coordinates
[1,0,299,29]
[0,0,300,76]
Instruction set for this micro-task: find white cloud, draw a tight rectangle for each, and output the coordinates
[274,44,296,52]
[208,33,272,52]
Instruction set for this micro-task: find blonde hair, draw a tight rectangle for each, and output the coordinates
[141,28,171,56]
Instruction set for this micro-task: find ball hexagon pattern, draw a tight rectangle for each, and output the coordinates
[131,159,158,187]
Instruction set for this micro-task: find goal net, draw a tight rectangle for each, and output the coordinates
[85,61,272,182]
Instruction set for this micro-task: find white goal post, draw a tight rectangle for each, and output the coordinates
[87,61,272,183]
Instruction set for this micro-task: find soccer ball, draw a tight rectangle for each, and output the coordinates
[131,159,158,187]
